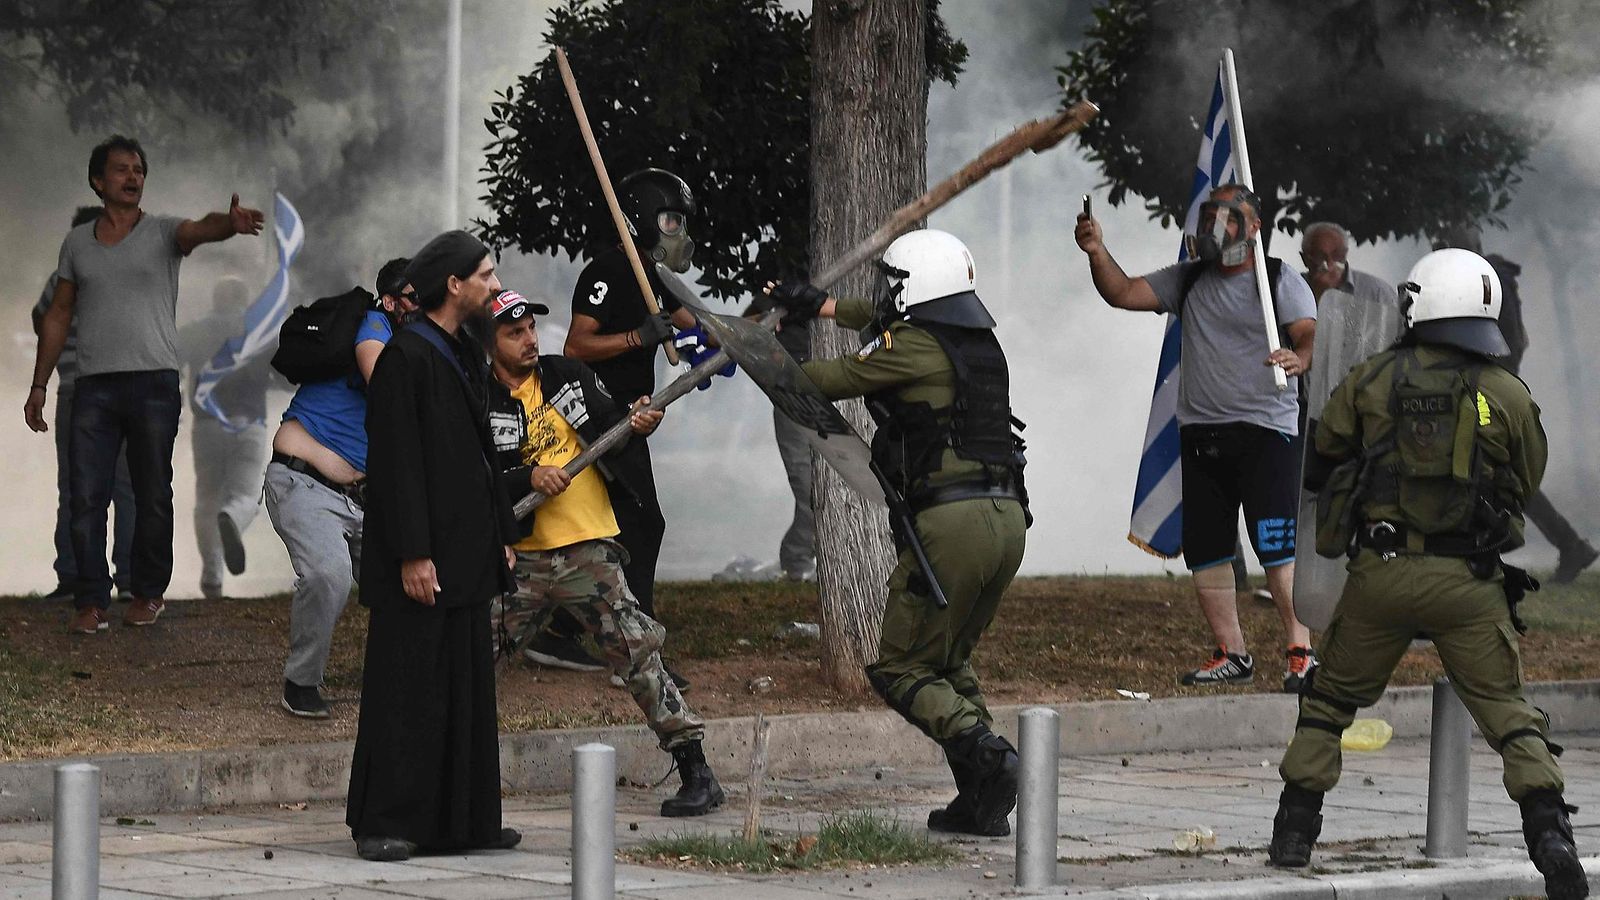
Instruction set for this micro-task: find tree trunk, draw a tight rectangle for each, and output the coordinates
[808,0,929,694]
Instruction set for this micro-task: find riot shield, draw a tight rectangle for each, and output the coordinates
[657,266,884,508]
[1293,282,1403,630]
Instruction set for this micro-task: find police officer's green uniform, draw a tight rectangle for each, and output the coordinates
[1283,343,1555,789]
[801,294,1029,837]
[1271,339,1586,898]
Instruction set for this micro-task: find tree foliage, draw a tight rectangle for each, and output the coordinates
[0,0,378,135]
[478,0,966,299]
[1057,0,1552,244]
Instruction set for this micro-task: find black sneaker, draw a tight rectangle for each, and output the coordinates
[42,582,75,602]
[1180,647,1254,686]
[218,512,247,576]
[281,680,330,719]
[522,632,607,672]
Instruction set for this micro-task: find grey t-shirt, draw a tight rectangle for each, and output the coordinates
[55,214,186,378]
[1146,260,1317,434]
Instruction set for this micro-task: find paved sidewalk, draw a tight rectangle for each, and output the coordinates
[5,734,1599,898]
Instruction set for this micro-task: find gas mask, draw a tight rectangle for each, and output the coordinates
[650,210,695,274]
[1186,198,1256,266]
[870,258,911,325]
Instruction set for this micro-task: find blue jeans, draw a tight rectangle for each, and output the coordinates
[69,371,181,610]
[53,383,134,592]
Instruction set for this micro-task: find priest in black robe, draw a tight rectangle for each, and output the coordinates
[346,230,520,861]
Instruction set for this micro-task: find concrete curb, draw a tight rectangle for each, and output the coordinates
[1,679,1596,822]
[1051,856,1600,899]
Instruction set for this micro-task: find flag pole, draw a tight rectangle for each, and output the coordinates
[1220,49,1288,391]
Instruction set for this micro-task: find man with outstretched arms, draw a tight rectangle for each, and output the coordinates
[265,259,416,718]
[773,229,1030,838]
[561,169,703,683]
[485,289,724,817]
[25,134,264,633]
[1268,248,1587,900]
[1076,183,1319,692]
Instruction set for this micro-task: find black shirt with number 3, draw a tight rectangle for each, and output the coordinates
[568,246,681,403]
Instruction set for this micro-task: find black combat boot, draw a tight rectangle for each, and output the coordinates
[927,746,1007,835]
[1267,784,1324,868]
[939,724,1018,837]
[660,741,725,817]
[1520,789,1589,900]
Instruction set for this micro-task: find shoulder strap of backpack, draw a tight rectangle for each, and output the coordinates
[1175,261,1206,314]
[405,320,470,388]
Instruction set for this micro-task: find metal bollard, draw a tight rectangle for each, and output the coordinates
[572,743,616,900]
[1015,707,1061,889]
[1425,677,1471,859]
[52,762,99,900]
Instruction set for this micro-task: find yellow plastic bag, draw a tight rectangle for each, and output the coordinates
[1341,718,1394,751]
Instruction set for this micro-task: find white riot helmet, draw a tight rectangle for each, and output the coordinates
[873,228,997,329]
[1399,248,1508,358]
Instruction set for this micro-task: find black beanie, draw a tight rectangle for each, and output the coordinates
[405,230,489,309]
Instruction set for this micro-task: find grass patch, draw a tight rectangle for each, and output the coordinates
[1517,572,1600,634]
[654,580,818,660]
[0,645,147,759]
[629,810,960,872]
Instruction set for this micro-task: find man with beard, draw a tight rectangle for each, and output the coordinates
[557,168,699,686]
[485,289,724,817]
[345,231,520,862]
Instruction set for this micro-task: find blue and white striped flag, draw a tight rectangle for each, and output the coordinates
[194,193,304,432]
[1128,76,1239,558]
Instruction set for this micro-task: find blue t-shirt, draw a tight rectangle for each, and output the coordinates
[282,310,393,472]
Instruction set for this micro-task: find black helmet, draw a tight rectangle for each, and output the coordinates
[617,168,697,271]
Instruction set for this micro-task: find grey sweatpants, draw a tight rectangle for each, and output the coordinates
[192,417,269,595]
[264,462,362,687]
[772,408,815,576]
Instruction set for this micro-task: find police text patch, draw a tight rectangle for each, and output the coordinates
[1398,394,1453,415]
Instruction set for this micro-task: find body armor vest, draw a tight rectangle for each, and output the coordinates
[865,321,1023,500]
[1315,346,1523,558]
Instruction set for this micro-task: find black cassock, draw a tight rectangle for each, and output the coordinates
[346,316,516,849]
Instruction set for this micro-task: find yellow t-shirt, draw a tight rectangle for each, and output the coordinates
[511,372,619,551]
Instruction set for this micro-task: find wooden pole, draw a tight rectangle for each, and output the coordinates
[553,47,680,364]
[508,100,1099,520]
[1220,49,1288,391]
[742,714,771,844]
[809,100,1098,290]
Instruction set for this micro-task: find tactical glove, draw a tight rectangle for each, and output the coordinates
[773,280,828,326]
[634,311,675,348]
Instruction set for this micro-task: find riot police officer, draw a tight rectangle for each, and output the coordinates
[1270,248,1587,900]
[773,229,1030,838]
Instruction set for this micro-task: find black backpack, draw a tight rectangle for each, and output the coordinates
[271,286,375,384]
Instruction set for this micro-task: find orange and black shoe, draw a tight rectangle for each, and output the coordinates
[1179,647,1254,686]
[1283,645,1318,694]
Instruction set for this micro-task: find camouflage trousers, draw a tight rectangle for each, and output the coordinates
[497,538,703,750]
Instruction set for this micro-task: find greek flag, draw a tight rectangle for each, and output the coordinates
[1128,75,1238,558]
[193,193,304,431]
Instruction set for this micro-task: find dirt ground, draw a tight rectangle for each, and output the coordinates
[2,573,1597,760]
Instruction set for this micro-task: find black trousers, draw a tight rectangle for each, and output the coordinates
[347,598,501,849]
[611,440,665,618]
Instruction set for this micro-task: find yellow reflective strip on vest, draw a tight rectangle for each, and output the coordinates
[1476,391,1491,427]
